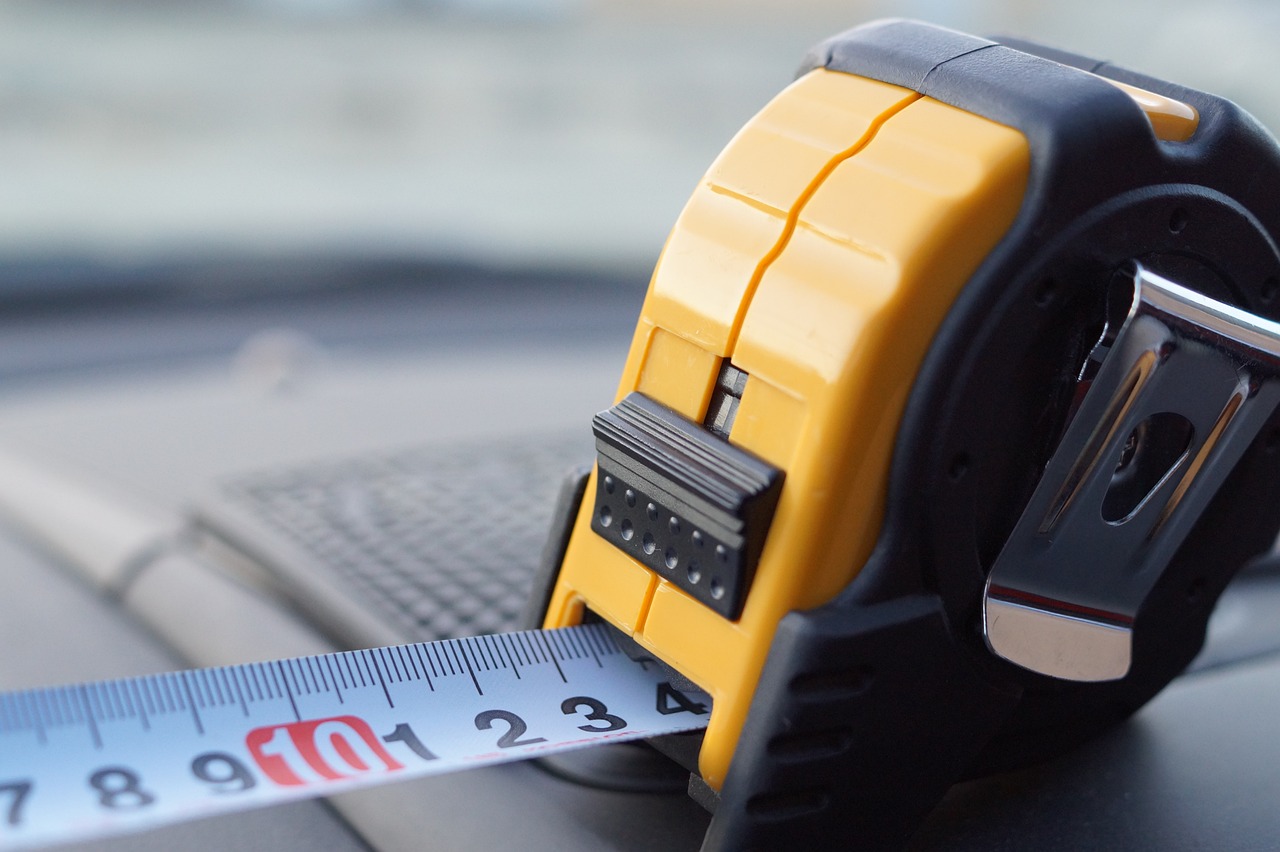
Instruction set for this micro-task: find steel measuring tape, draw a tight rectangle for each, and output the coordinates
[0,625,711,850]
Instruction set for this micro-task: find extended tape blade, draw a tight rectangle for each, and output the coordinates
[0,624,711,850]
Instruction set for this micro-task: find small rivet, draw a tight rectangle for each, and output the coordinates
[1034,278,1057,308]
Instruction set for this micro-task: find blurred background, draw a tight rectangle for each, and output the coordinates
[2,0,1278,278]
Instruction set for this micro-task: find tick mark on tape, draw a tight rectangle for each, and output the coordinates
[274,662,301,722]
[179,676,204,736]
[370,651,395,708]
[76,686,102,750]
[460,642,484,696]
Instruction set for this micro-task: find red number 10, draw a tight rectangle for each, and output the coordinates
[246,716,404,786]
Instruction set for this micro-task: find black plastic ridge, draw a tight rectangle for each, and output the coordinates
[594,393,778,509]
[591,393,784,619]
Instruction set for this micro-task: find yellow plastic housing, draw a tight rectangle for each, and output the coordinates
[1101,77,1199,142]
[543,67,1031,789]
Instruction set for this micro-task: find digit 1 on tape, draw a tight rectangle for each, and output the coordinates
[0,626,711,850]
[535,17,1280,851]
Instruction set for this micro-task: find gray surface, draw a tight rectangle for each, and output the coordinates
[43,802,373,852]
[0,519,372,852]
[0,266,644,386]
[328,760,708,851]
[0,346,618,507]
[914,653,1280,851]
[0,523,177,692]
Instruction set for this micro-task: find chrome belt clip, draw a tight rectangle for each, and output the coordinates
[984,263,1280,681]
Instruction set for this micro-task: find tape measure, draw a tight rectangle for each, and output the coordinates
[0,625,710,850]
[535,18,1280,851]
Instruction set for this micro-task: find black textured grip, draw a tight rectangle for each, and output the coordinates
[591,392,783,619]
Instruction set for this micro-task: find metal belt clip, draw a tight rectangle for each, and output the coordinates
[984,263,1280,681]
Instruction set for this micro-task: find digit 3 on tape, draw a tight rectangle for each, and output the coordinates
[0,625,711,850]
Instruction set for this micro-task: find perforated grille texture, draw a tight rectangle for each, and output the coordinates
[217,434,589,642]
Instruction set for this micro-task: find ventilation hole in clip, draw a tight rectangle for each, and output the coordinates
[1102,412,1194,523]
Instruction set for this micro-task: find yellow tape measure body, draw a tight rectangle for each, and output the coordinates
[544,66,1031,788]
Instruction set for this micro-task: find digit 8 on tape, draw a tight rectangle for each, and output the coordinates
[536,19,1280,850]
